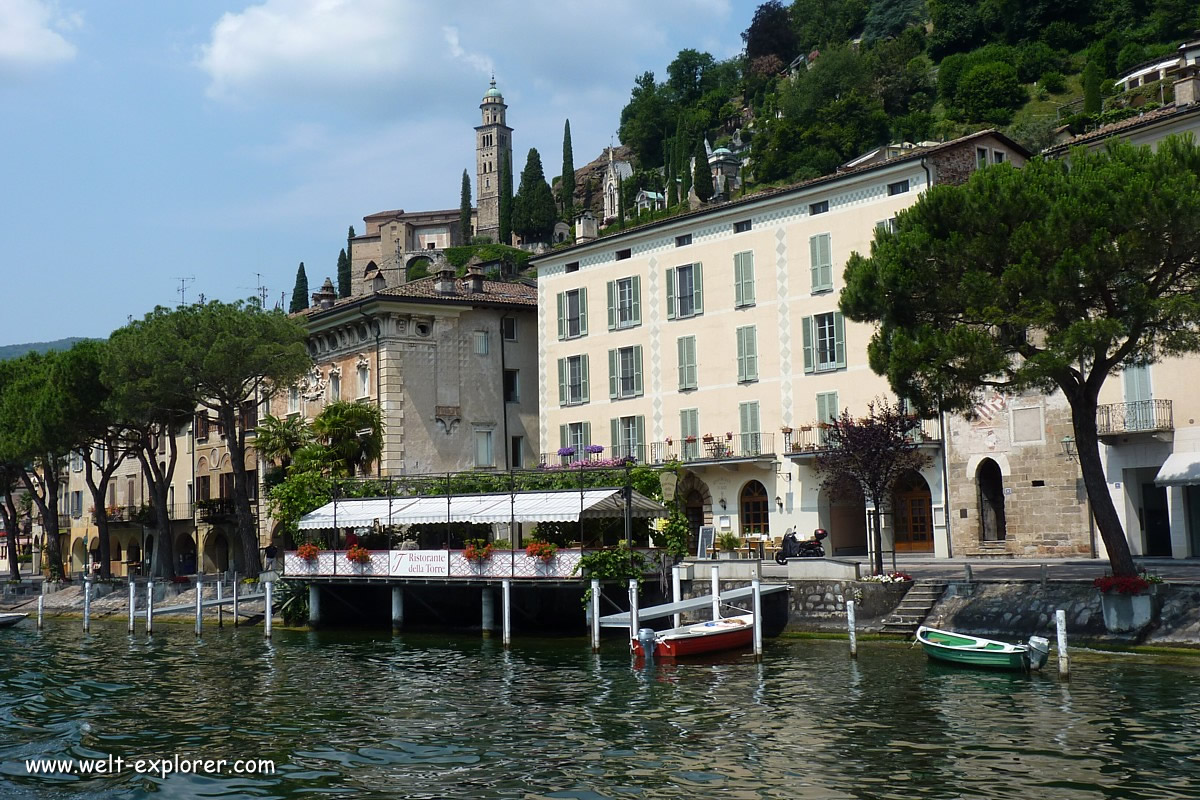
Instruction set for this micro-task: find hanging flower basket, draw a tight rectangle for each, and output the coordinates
[525,541,558,563]
[463,541,494,564]
[297,543,320,563]
[346,544,372,565]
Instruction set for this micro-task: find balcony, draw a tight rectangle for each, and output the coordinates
[1097,399,1173,438]
[197,498,239,522]
[785,419,941,458]
[648,433,776,465]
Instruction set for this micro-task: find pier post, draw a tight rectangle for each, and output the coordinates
[308,584,321,628]
[146,579,154,635]
[37,594,43,630]
[590,578,601,653]
[481,587,496,637]
[217,579,224,628]
[1040,564,1048,591]
[752,578,763,662]
[847,600,858,658]
[1056,608,1069,678]
[502,580,512,649]
[671,564,682,629]
[628,578,640,649]
[194,577,202,637]
[232,575,239,627]
[83,578,91,633]
[128,580,136,634]
[391,585,404,630]
[710,565,720,621]
[964,564,973,584]
[264,580,273,639]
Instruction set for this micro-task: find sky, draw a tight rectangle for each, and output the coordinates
[0,0,756,346]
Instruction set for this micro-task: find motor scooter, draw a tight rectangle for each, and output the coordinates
[774,528,828,564]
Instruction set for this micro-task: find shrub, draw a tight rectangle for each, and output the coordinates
[1094,575,1151,594]
[1039,70,1066,94]
[955,61,1026,124]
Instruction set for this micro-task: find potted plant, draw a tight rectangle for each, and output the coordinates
[702,433,715,442]
[557,446,576,457]
[526,541,558,563]
[1094,574,1162,632]
[780,426,793,435]
[685,434,697,443]
[297,543,320,563]
[585,444,604,456]
[715,531,741,559]
[725,431,734,441]
[463,539,494,564]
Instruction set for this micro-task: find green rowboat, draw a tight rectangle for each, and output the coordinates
[916,626,1050,671]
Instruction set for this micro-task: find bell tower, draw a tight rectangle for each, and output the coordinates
[475,76,512,244]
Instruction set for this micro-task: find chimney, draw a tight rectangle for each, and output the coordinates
[575,211,597,243]
[466,264,485,293]
[1174,66,1199,107]
[312,277,337,309]
[435,266,457,295]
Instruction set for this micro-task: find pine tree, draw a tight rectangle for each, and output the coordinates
[459,169,472,243]
[498,149,512,245]
[693,140,714,203]
[336,248,350,298]
[290,262,309,313]
[560,119,575,213]
[512,148,557,243]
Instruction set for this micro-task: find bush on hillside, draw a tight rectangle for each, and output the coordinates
[955,61,1026,124]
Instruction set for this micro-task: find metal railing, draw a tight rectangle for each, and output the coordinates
[1097,399,1173,436]
[785,419,940,454]
[648,433,775,464]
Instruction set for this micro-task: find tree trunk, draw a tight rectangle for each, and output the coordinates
[23,465,63,580]
[83,457,113,580]
[221,405,262,578]
[1070,390,1137,577]
[871,504,884,576]
[0,492,19,581]
[137,437,177,580]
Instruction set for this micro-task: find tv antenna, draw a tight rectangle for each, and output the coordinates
[175,276,195,306]
[240,274,270,307]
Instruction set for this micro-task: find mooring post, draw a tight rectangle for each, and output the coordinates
[628,578,640,649]
[264,580,273,639]
[847,599,858,658]
[1040,563,1048,591]
[308,584,321,628]
[37,594,43,630]
[671,564,682,629]
[232,574,239,627]
[710,564,720,621]
[83,578,91,633]
[146,579,154,635]
[1056,608,1069,678]
[481,587,496,637]
[194,576,202,637]
[217,579,224,628]
[964,564,973,584]
[501,579,512,649]
[590,578,601,653]
[128,579,136,634]
[391,585,404,630]
[752,578,763,662]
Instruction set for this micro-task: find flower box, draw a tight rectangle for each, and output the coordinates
[1098,591,1154,633]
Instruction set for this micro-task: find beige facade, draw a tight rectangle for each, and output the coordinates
[534,131,1026,561]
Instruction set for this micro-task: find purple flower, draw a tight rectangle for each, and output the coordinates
[585,444,604,454]
[557,446,576,456]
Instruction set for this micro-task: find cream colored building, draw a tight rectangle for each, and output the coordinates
[533,130,1027,560]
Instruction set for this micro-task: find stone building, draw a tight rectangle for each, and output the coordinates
[475,78,513,242]
[349,208,466,296]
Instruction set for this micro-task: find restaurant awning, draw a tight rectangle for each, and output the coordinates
[1155,452,1200,487]
[297,489,667,530]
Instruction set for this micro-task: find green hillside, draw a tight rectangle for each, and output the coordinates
[0,337,90,362]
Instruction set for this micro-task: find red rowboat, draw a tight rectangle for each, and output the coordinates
[631,614,755,658]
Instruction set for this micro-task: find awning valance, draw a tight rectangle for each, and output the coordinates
[1155,452,1200,487]
[297,489,667,530]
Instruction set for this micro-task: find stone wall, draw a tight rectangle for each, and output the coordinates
[679,579,910,632]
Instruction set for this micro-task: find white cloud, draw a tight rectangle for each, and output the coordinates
[0,0,79,73]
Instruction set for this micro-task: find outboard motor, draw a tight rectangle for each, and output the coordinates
[637,628,658,658]
[1027,636,1050,670]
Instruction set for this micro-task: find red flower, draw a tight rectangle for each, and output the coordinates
[463,542,494,563]
[346,544,372,564]
[1093,575,1150,594]
[525,541,558,562]
[297,543,320,562]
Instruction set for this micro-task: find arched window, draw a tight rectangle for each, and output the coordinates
[739,480,769,535]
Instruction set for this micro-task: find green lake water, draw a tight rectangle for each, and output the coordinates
[2,621,1199,799]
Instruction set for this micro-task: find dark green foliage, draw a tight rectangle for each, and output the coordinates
[667,161,678,207]
[512,148,557,243]
[618,72,669,169]
[0,337,89,362]
[862,0,925,43]
[742,1,797,64]
[955,61,1026,124]
[791,0,869,53]
[1015,41,1062,84]
[336,248,350,298]
[693,140,714,202]
[666,48,717,105]
[498,149,512,245]
[442,243,533,273]
[289,262,308,313]
[1116,43,1148,76]
[459,169,472,243]
[927,0,984,58]
[560,119,575,213]
[617,176,625,228]
[1039,70,1066,94]
[347,225,355,267]
[1083,61,1102,115]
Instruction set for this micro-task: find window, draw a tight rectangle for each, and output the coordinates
[875,218,897,235]
[680,408,699,460]
[739,401,762,455]
[196,412,210,439]
[357,363,370,398]
[675,233,692,247]
[802,312,847,373]
[734,219,752,233]
[219,472,234,499]
[734,251,755,307]
[809,200,829,215]
[736,326,758,383]
[606,276,641,329]
[556,288,588,339]
[887,179,910,195]
[504,369,519,402]
[993,150,1006,164]
[288,387,300,415]
[557,354,590,406]
[474,429,494,468]
[677,336,697,390]
[565,262,579,273]
[816,391,839,444]
[501,317,518,341]
[666,263,703,319]
[510,436,524,469]
[976,147,988,169]
[474,330,490,355]
[199,475,211,502]
[610,415,645,461]
[616,248,632,260]
[241,400,258,430]
[609,345,643,399]
[328,373,340,402]
[244,469,258,501]
[71,491,83,518]
[560,421,591,459]
[810,233,833,293]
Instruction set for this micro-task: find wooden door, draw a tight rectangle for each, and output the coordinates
[894,491,934,553]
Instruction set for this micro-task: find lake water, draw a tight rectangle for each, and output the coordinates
[2,620,1199,799]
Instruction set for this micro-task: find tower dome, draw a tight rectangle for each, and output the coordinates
[483,77,503,101]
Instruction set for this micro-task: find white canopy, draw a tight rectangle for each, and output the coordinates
[1155,452,1200,487]
[297,489,666,530]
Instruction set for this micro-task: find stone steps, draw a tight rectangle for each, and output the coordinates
[881,580,947,636]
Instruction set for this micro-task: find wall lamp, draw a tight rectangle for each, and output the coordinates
[1060,436,1077,461]
[718,498,727,511]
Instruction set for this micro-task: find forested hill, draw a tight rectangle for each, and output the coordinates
[0,338,90,361]
[615,0,1198,195]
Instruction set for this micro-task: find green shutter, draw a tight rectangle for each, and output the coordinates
[557,358,567,405]
[811,234,832,292]
[834,312,846,369]
[820,235,833,290]
[666,268,676,319]
[633,346,643,396]
[678,336,696,390]
[580,354,590,403]
[556,292,565,339]
[736,327,747,382]
[631,275,641,325]
[583,421,592,448]
[734,253,745,307]
[810,236,821,292]
[606,280,616,331]
[687,337,697,388]
[802,316,814,374]
[559,424,568,450]
[735,252,754,306]
[739,401,750,435]
[677,337,687,389]
[635,416,645,456]
[610,418,620,455]
[745,326,758,381]
[578,287,588,335]
[692,262,703,314]
[608,349,618,399]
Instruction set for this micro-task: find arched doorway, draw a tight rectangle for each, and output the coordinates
[739,480,769,536]
[892,471,934,553]
[70,538,88,574]
[175,533,197,575]
[819,478,868,556]
[977,459,1006,541]
[676,472,712,556]
[205,531,232,574]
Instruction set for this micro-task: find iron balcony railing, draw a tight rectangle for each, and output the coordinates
[1097,399,1173,436]
[648,433,775,464]
[785,418,941,455]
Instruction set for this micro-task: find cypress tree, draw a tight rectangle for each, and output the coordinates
[560,119,575,213]
[617,176,626,229]
[498,149,513,245]
[290,262,309,313]
[1083,61,1102,115]
[336,248,350,298]
[346,225,355,271]
[459,169,472,243]
[693,140,714,203]
[667,161,678,207]
[512,148,556,243]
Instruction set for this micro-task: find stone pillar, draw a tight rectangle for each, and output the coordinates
[308,584,322,628]
[481,587,496,636]
[1167,486,1189,559]
[391,585,404,629]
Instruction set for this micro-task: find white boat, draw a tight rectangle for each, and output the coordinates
[0,612,29,628]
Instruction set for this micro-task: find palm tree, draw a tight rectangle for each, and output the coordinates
[254,414,312,471]
[311,401,383,477]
